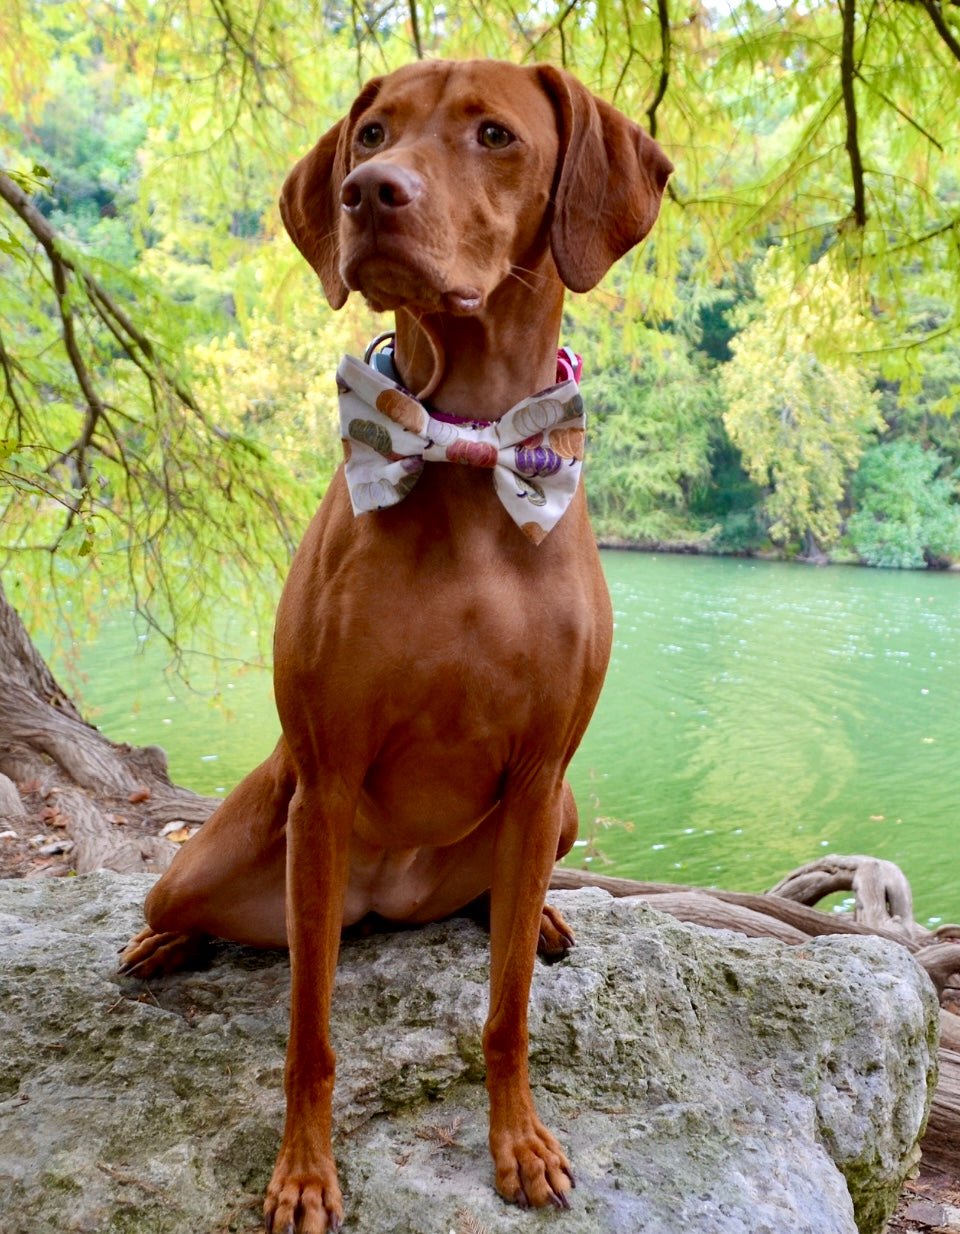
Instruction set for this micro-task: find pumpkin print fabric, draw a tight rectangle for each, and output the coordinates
[336,351,585,544]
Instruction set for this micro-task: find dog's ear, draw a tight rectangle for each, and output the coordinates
[537,66,674,294]
[279,80,383,309]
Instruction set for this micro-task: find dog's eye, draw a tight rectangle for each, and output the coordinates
[478,122,514,150]
[358,123,385,149]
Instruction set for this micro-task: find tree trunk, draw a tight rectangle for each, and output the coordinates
[0,576,216,873]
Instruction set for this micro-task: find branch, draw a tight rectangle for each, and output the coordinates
[916,0,960,62]
[528,0,579,63]
[0,173,106,491]
[840,0,867,227]
[647,0,672,141]
[0,324,29,438]
[854,68,943,150]
[0,172,225,440]
[409,0,423,58]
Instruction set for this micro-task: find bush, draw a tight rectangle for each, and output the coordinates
[711,508,770,555]
[847,440,960,568]
[583,334,721,543]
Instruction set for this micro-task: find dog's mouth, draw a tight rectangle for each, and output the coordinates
[343,250,484,317]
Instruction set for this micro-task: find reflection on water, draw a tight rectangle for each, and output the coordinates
[571,553,959,924]
[50,552,960,925]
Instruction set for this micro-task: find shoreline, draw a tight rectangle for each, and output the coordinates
[596,537,960,571]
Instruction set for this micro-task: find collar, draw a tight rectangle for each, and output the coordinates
[363,333,584,425]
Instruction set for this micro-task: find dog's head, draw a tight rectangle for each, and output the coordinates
[280,59,673,314]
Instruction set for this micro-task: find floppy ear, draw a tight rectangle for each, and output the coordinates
[536,66,674,294]
[278,80,383,309]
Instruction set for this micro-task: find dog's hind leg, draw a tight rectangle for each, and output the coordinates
[119,738,294,977]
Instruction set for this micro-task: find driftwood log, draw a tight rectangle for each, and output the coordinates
[550,860,960,1172]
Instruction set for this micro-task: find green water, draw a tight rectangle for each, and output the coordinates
[55,552,960,925]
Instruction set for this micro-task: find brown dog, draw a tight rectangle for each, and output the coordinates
[120,59,671,1233]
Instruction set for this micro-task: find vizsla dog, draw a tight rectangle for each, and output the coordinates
[121,58,671,1233]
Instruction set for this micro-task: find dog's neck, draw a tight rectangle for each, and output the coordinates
[392,267,566,420]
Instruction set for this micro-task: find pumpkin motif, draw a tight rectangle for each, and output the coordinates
[376,388,426,433]
[393,471,420,500]
[425,418,458,446]
[513,475,547,506]
[515,442,562,477]
[549,427,585,460]
[353,478,397,510]
[348,418,393,457]
[446,438,499,468]
[513,397,563,438]
[520,522,548,545]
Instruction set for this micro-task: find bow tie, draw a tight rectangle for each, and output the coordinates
[336,348,585,545]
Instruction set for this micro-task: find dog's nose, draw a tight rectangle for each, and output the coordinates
[340,164,423,215]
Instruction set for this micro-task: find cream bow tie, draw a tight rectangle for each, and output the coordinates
[336,349,585,544]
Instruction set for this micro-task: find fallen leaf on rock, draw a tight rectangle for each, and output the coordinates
[903,1199,945,1225]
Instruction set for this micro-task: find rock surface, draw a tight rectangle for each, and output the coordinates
[0,873,938,1234]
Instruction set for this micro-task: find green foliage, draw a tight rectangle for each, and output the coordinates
[0,169,313,660]
[582,325,721,543]
[189,268,379,491]
[1,0,960,676]
[875,297,960,463]
[721,247,884,552]
[847,440,960,568]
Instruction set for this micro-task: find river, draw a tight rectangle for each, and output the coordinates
[54,551,960,926]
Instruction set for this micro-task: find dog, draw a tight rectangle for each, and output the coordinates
[120,58,672,1233]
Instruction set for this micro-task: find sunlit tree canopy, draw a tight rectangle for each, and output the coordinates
[1,0,959,654]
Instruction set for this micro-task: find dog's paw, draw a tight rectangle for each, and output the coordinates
[264,1151,344,1234]
[117,925,204,978]
[537,903,575,960]
[491,1117,575,1210]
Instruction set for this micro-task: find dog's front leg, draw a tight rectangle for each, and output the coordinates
[265,778,353,1234]
[484,778,575,1211]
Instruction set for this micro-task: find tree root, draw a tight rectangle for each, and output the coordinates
[551,857,960,1171]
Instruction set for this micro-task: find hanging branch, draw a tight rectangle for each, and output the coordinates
[0,172,224,436]
[528,0,579,65]
[840,0,868,228]
[915,0,960,63]
[409,0,424,57]
[0,175,106,496]
[646,0,671,141]
[0,170,306,658]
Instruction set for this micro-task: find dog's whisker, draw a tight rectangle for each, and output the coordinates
[507,267,542,296]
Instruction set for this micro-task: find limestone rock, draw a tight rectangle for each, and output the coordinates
[0,873,938,1234]
[0,771,24,817]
